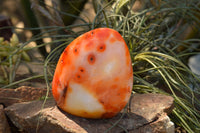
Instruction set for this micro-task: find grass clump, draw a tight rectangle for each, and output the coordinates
[0,34,30,85]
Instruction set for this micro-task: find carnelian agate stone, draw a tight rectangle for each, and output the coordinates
[52,28,133,119]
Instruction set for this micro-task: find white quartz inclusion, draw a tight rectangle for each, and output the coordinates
[65,82,104,112]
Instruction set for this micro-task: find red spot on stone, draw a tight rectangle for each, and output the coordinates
[79,67,85,73]
[64,50,68,55]
[84,31,94,40]
[77,74,81,79]
[97,44,106,52]
[59,54,71,65]
[74,73,82,82]
[73,47,79,55]
[88,54,96,65]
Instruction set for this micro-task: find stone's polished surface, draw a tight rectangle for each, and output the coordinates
[5,93,174,133]
[52,28,133,118]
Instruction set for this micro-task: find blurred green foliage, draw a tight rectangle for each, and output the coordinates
[0,34,30,85]
[20,0,87,58]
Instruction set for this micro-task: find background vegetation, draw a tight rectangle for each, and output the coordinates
[0,0,200,132]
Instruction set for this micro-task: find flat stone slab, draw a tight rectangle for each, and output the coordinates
[5,93,174,133]
[0,86,51,107]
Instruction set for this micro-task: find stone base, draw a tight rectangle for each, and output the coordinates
[4,92,174,133]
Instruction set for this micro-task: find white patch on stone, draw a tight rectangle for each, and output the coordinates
[65,82,104,113]
[103,60,117,74]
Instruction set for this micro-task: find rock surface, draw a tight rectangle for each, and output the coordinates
[0,104,11,133]
[5,93,174,133]
[0,86,51,107]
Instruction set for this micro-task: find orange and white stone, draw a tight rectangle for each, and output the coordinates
[52,28,133,118]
